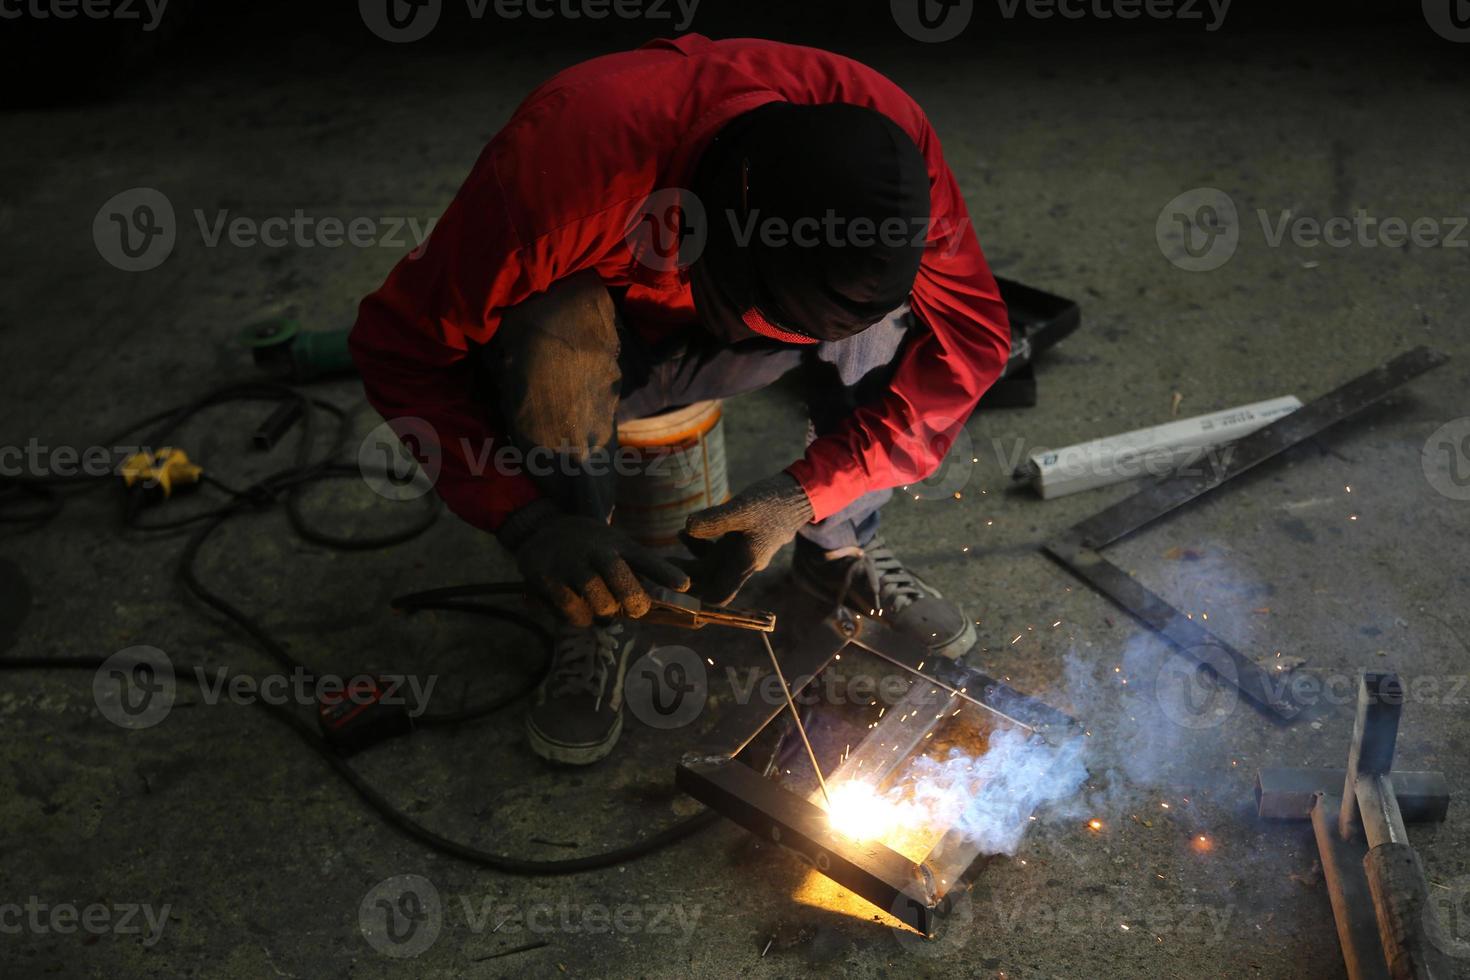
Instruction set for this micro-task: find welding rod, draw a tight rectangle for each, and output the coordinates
[760,631,831,810]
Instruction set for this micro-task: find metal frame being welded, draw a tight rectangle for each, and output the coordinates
[675,607,1076,935]
[1042,346,1448,724]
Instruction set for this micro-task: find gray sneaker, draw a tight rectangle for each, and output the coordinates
[525,621,633,765]
[791,535,976,660]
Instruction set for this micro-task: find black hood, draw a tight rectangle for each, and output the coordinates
[689,102,930,344]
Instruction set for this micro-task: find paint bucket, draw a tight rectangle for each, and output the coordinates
[613,400,729,551]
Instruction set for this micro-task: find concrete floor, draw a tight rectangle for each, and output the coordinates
[2,18,1468,980]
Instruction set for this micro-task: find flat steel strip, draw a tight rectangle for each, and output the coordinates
[1073,346,1448,549]
[1043,535,1301,720]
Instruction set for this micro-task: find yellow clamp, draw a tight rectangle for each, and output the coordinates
[119,448,203,497]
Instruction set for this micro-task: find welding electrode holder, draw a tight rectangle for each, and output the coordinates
[389,581,775,633]
[640,585,776,632]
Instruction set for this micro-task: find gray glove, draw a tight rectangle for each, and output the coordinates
[682,473,814,606]
[500,500,690,627]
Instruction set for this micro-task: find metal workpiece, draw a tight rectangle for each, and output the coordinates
[1045,347,1448,724]
[1254,769,1449,823]
[1255,671,1452,980]
[682,613,851,763]
[841,609,1078,736]
[1363,842,1453,980]
[826,674,954,791]
[1068,346,1448,550]
[674,609,1077,935]
[1339,672,1406,842]
[1043,533,1301,720]
[1312,793,1394,980]
[1355,775,1410,850]
[675,756,941,934]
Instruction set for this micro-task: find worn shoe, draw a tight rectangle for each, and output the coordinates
[791,535,976,660]
[525,621,633,765]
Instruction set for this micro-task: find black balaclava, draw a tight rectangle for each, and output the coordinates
[689,102,931,345]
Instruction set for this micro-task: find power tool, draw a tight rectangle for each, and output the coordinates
[238,316,355,382]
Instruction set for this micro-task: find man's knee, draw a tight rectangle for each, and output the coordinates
[489,270,622,455]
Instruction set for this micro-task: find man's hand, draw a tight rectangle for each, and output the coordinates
[682,473,814,606]
[506,505,691,627]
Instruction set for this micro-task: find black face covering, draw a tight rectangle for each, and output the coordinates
[689,102,930,345]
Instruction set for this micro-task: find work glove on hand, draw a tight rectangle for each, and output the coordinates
[499,500,690,627]
[682,473,815,607]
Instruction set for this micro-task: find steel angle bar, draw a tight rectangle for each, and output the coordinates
[1044,347,1448,723]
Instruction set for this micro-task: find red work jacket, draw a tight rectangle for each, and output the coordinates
[349,34,1010,531]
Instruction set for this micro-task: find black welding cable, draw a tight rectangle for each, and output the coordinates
[0,482,64,524]
[173,502,725,870]
[2,379,722,874]
[1,652,721,874]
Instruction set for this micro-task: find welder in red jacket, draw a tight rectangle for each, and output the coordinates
[351,35,1010,765]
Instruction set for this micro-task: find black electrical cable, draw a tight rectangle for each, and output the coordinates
[0,379,722,875]
[0,481,63,524]
[9,651,723,874]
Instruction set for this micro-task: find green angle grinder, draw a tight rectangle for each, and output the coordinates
[238,317,356,381]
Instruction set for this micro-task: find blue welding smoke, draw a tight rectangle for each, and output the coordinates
[898,727,1089,857]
